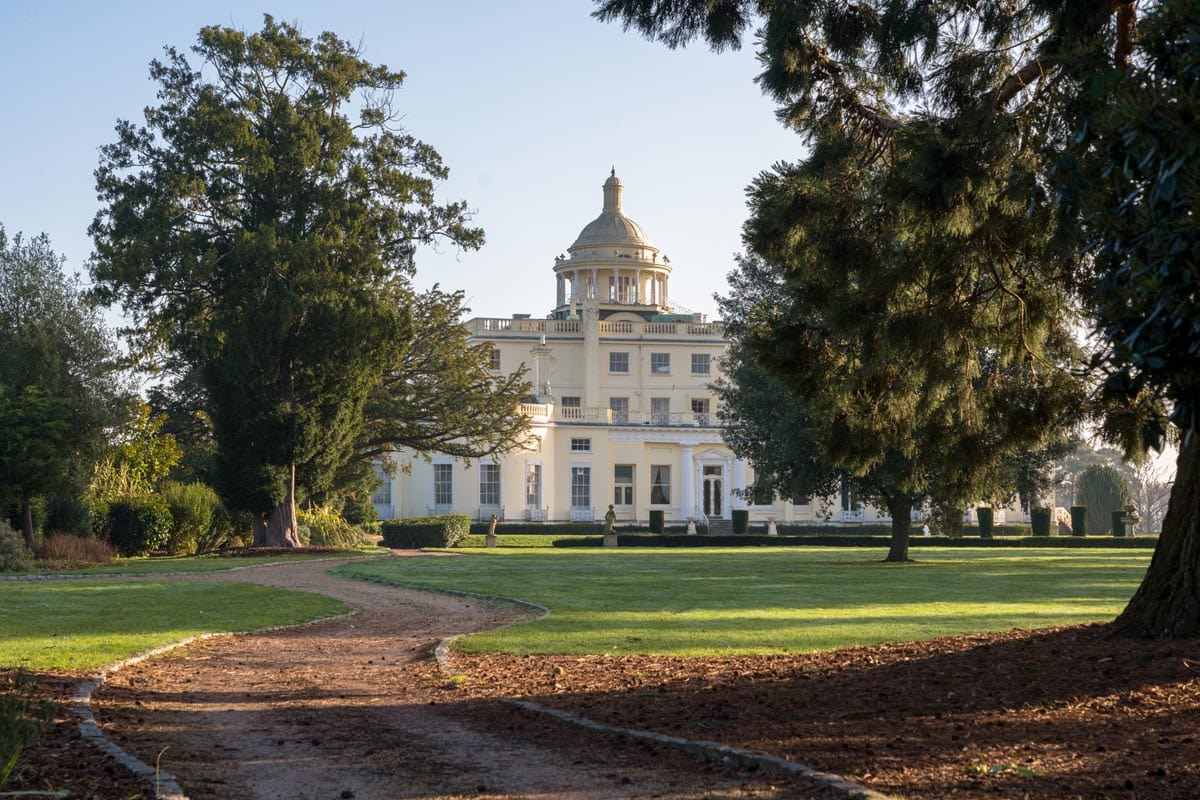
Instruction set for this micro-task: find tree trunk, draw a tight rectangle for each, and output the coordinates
[252,465,303,548]
[884,495,913,562]
[20,497,35,551]
[1111,436,1200,638]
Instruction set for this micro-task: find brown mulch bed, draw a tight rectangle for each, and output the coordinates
[449,624,1200,799]
[5,672,149,799]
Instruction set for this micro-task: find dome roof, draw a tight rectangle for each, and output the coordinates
[568,169,658,252]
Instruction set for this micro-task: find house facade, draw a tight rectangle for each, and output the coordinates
[372,171,1025,527]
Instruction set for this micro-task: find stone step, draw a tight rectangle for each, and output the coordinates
[706,518,734,535]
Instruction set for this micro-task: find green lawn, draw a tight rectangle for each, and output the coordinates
[334,547,1151,656]
[0,581,348,670]
[25,551,383,576]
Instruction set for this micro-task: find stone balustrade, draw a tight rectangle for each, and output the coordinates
[514,404,717,428]
[468,317,723,339]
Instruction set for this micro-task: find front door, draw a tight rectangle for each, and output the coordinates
[702,465,723,517]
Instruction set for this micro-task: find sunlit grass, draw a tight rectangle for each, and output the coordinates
[31,551,382,576]
[334,547,1150,656]
[0,581,347,670]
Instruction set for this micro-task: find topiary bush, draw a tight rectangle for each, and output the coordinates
[976,507,994,539]
[0,521,33,573]
[298,507,363,548]
[731,509,750,534]
[648,509,665,533]
[105,495,172,556]
[1070,505,1088,537]
[163,481,223,556]
[1030,507,1053,536]
[381,515,470,548]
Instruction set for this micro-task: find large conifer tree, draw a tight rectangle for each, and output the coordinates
[91,17,484,546]
[595,0,1199,636]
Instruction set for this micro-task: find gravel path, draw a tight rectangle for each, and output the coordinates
[92,556,820,799]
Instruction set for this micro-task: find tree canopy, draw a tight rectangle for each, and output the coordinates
[90,16,487,546]
[596,0,1200,634]
[0,228,126,546]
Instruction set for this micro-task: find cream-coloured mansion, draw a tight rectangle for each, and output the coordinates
[371,171,1009,528]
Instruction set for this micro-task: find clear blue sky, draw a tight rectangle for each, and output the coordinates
[0,1,801,321]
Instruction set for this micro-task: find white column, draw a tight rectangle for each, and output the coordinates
[634,269,642,303]
[680,446,694,519]
[556,274,564,307]
[591,268,598,298]
[572,270,580,302]
[722,457,734,519]
[731,458,748,511]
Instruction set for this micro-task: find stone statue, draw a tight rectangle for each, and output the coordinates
[603,504,617,533]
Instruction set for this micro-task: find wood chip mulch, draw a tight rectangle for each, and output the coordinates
[448,624,1200,799]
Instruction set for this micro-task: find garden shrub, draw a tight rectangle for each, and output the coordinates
[105,495,172,556]
[298,508,363,549]
[44,494,93,538]
[37,534,114,566]
[731,509,750,534]
[1030,507,1054,536]
[340,494,377,526]
[976,507,994,539]
[163,481,223,556]
[381,515,469,548]
[648,509,665,533]
[0,522,33,573]
[1070,505,1088,537]
[0,671,54,787]
[198,506,244,553]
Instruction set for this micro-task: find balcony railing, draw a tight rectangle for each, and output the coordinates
[515,404,719,428]
[468,317,724,339]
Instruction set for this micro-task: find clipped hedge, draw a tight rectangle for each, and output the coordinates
[552,534,1158,549]
[468,521,602,535]
[381,514,470,548]
[768,522,1038,538]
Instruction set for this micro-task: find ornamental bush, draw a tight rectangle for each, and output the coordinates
[0,521,32,573]
[37,533,114,565]
[163,481,223,555]
[105,494,172,556]
[381,515,469,548]
[298,507,363,549]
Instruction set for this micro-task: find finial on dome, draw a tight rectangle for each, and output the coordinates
[611,166,615,177]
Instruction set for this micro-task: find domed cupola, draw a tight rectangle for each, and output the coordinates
[569,170,657,251]
[552,169,673,318]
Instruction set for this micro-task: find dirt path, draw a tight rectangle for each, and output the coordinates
[93,556,819,799]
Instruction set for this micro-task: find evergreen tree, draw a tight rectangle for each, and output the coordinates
[594,0,1200,637]
[90,17,484,546]
[0,228,126,547]
[718,246,1080,560]
[1075,464,1131,535]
